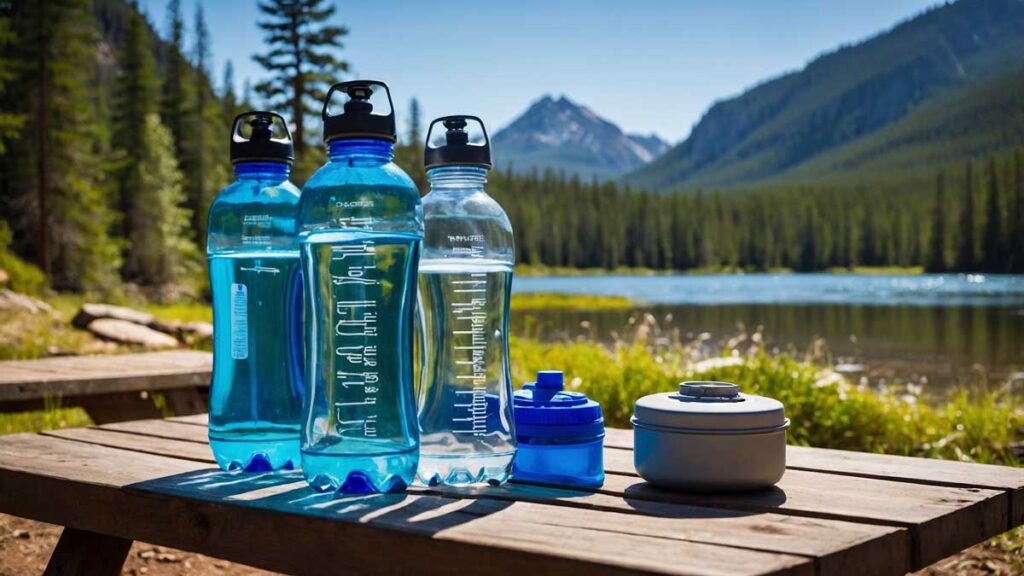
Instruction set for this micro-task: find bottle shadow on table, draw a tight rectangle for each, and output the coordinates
[129,468,514,534]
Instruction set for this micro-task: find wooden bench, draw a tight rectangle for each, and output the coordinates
[0,417,1021,575]
[0,351,211,423]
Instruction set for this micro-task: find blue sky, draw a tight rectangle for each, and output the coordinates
[141,0,941,143]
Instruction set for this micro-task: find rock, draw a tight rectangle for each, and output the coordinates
[12,529,30,539]
[180,321,213,339]
[0,289,53,314]
[72,303,154,330]
[0,269,8,285]
[147,318,183,337]
[85,318,179,348]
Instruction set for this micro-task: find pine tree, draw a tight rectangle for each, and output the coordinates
[114,2,157,281]
[954,162,977,272]
[1011,150,1024,273]
[160,0,192,161]
[980,157,1007,272]
[6,0,120,291]
[221,60,240,125]
[926,170,948,272]
[137,113,196,288]
[253,0,349,179]
[394,98,426,192]
[0,13,25,152]
[241,78,255,110]
[187,3,227,242]
[114,3,197,289]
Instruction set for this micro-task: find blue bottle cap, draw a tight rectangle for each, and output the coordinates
[514,370,604,439]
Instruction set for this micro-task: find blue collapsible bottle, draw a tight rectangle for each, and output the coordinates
[416,116,516,486]
[207,112,304,472]
[513,370,605,488]
[298,80,423,493]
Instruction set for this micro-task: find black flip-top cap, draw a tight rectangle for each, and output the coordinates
[424,115,492,170]
[322,80,397,143]
[230,111,294,164]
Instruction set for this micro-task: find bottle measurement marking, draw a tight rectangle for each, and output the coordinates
[331,240,380,438]
[448,249,489,437]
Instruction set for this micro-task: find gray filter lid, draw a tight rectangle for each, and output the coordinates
[632,381,788,433]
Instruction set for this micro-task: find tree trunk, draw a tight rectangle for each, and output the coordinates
[290,10,305,156]
[36,0,51,276]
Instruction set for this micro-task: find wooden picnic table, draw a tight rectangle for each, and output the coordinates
[0,350,210,423]
[0,417,1021,575]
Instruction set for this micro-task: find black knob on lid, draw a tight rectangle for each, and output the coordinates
[424,115,492,170]
[322,80,397,143]
[230,111,294,164]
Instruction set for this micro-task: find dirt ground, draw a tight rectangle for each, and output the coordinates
[0,514,277,576]
[1,511,1021,575]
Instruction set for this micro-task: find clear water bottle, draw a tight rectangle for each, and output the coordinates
[416,116,516,486]
[298,80,423,493]
[207,112,304,472]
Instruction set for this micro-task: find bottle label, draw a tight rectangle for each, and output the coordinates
[449,241,489,437]
[242,214,272,246]
[230,283,249,360]
[331,240,381,438]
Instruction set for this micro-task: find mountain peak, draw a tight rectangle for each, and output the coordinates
[493,95,667,180]
[625,0,1024,190]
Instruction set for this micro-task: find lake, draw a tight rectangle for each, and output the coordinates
[511,274,1024,391]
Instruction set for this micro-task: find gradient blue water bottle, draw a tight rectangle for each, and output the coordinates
[207,112,304,472]
[298,80,423,493]
[416,116,516,485]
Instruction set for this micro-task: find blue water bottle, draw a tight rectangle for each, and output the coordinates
[298,80,423,493]
[416,116,517,486]
[207,112,304,472]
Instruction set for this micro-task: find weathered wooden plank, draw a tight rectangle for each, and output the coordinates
[427,483,907,576]
[0,433,812,576]
[37,420,908,576]
[168,413,208,426]
[44,527,132,576]
[0,351,211,402]
[41,427,214,463]
[71,417,1008,571]
[596,452,1005,569]
[787,447,1024,528]
[97,419,209,442]
[605,427,1024,529]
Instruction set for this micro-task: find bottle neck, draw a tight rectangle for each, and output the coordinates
[427,166,488,192]
[233,161,290,181]
[328,138,394,163]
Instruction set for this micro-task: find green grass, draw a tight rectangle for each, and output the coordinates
[0,396,92,436]
[515,264,668,277]
[512,293,636,311]
[0,296,104,360]
[826,266,924,275]
[143,301,212,323]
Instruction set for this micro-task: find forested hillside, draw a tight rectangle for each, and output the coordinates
[0,0,1020,302]
[394,145,1024,274]
[626,0,1024,190]
[0,0,246,296]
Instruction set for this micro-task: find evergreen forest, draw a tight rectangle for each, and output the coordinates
[0,0,1021,301]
